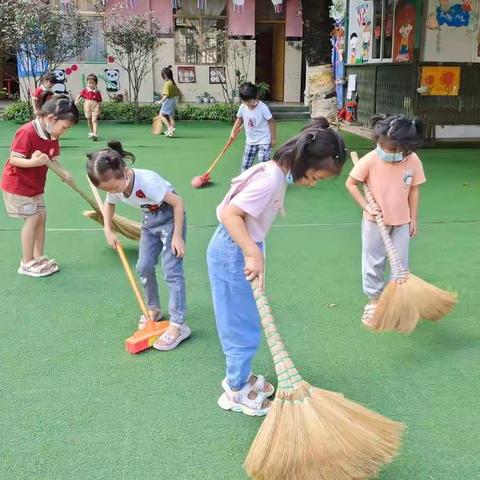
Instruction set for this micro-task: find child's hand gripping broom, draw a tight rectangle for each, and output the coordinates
[191,128,241,189]
[47,160,141,241]
[244,278,404,480]
[351,152,457,333]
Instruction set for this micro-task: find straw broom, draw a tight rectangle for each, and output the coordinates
[47,160,141,241]
[244,278,404,480]
[351,152,457,332]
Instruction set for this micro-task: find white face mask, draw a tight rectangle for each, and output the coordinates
[375,145,404,163]
[44,120,57,140]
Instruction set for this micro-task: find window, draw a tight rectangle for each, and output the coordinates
[75,0,105,63]
[174,17,226,64]
[77,17,105,63]
[371,0,395,61]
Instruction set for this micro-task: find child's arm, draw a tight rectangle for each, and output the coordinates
[408,185,420,237]
[74,93,83,105]
[9,150,49,168]
[345,176,381,216]
[49,158,71,183]
[268,118,277,147]
[230,117,243,140]
[156,94,167,106]
[103,202,119,247]
[220,204,265,290]
[31,96,39,115]
[163,191,185,258]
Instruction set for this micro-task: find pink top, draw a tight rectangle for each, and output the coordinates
[350,150,426,226]
[216,161,287,242]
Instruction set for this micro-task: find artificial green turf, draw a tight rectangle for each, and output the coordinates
[0,120,479,480]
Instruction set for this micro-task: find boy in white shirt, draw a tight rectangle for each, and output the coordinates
[230,82,276,171]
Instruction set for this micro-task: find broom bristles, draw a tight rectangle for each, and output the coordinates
[371,274,457,333]
[83,210,141,241]
[245,382,403,480]
[408,274,457,321]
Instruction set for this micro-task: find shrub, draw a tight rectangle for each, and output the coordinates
[3,100,238,124]
[3,101,31,123]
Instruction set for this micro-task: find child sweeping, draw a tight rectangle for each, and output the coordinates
[207,118,346,415]
[87,141,190,351]
[1,93,79,277]
[345,115,426,326]
[156,66,180,137]
[230,82,276,172]
[75,74,102,141]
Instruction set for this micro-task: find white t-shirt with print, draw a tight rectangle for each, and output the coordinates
[106,168,173,209]
[237,101,273,146]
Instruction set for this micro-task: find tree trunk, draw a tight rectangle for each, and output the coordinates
[301,0,337,122]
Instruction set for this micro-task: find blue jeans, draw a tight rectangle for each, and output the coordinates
[207,225,263,390]
[136,206,186,325]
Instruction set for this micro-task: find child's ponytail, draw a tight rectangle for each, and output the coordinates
[372,114,424,152]
[275,117,347,180]
[87,141,135,187]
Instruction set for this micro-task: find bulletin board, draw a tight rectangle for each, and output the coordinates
[420,66,461,95]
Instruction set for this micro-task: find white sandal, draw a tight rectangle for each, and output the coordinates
[249,373,275,397]
[362,303,377,327]
[18,259,54,278]
[218,379,271,416]
[152,323,191,351]
[35,255,59,274]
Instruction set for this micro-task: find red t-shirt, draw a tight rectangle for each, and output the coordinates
[80,88,102,102]
[32,86,46,99]
[1,121,60,197]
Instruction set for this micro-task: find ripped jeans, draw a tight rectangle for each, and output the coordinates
[136,205,186,325]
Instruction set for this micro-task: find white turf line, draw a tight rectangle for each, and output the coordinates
[0,219,478,233]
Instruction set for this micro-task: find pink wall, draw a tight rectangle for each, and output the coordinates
[228,0,255,36]
[150,0,173,32]
[107,0,173,33]
[286,0,303,38]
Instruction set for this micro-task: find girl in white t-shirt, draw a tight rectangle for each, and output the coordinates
[207,118,347,416]
[87,141,190,351]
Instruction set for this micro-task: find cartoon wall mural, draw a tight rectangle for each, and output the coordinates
[330,0,346,108]
[104,69,120,92]
[52,69,67,94]
[393,3,416,62]
[424,0,480,62]
[347,0,373,64]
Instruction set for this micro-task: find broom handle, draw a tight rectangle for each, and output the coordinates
[204,128,240,175]
[251,278,303,393]
[351,152,408,278]
[116,243,151,321]
[86,175,105,213]
[47,160,99,211]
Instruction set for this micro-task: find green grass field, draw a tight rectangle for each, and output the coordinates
[0,120,479,480]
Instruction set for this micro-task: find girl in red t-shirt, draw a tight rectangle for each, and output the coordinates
[75,73,102,141]
[1,92,79,277]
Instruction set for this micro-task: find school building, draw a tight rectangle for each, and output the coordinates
[24,0,304,105]
[333,0,480,141]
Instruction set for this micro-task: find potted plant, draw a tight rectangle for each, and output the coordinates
[209,96,216,103]
[203,91,210,103]
[197,95,204,104]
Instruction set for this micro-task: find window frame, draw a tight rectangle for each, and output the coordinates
[173,13,227,66]
[369,0,396,64]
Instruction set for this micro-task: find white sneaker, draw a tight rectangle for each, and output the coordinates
[88,132,94,138]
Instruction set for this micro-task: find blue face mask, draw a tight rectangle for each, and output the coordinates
[286,170,294,185]
[376,145,404,163]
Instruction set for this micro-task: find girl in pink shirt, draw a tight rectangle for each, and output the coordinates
[207,118,347,416]
[346,115,426,326]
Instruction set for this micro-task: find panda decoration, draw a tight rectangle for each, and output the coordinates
[104,69,120,92]
[52,69,68,94]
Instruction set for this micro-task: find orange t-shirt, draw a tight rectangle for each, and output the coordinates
[349,150,426,226]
